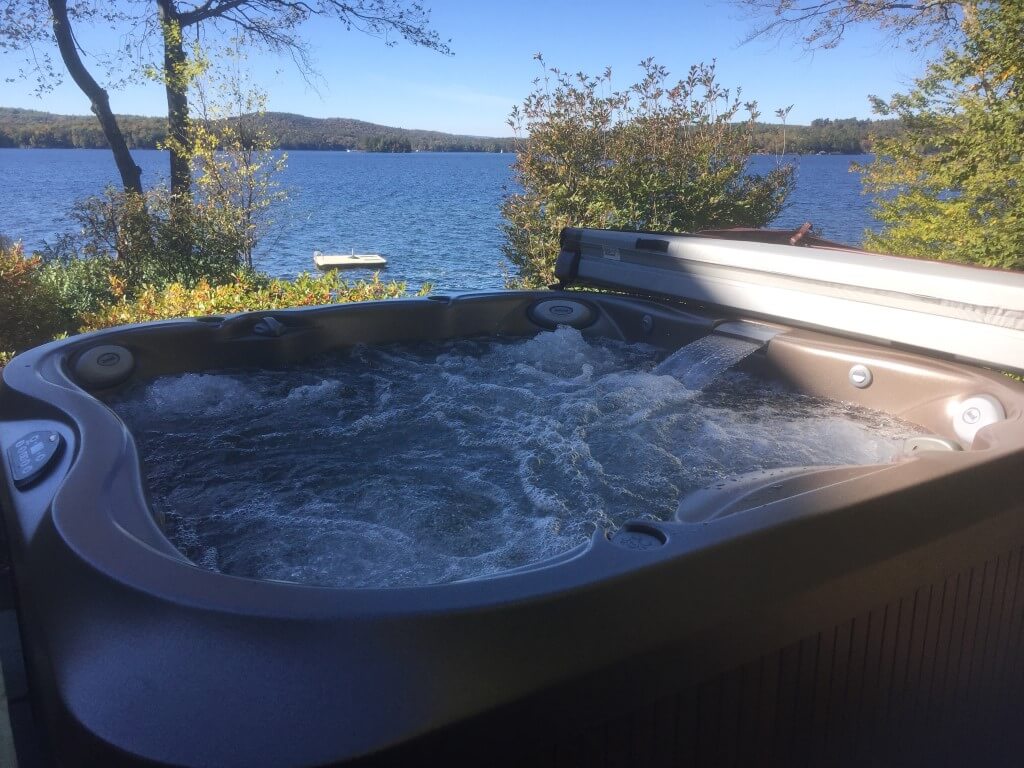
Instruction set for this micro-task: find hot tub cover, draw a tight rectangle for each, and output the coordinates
[558,228,1024,374]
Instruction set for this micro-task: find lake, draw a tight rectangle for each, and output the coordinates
[0,149,878,291]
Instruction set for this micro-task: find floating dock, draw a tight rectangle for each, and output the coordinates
[313,250,387,269]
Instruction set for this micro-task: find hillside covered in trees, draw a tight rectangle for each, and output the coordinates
[0,108,516,152]
[0,107,900,154]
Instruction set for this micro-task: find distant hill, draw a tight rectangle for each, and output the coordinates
[255,112,514,152]
[0,108,516,153]
[0,107,901,155]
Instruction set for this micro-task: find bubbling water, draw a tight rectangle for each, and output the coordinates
[108,327,919,588]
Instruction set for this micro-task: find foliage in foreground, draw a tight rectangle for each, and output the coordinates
[0,237,422,365]
[78,271,423,332]
[861,1,1024,269]
[166,41,288,271]
[58,187,250,287]
[35,252,119,328]
[503,58,794,288]
[37,43,289,290]
[0,11,435,368]
[0,239,65,366]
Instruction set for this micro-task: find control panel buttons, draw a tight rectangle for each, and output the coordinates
[7,430,64,490]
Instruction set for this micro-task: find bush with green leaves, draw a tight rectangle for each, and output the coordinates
[62,186,257,289]
[503,57,794,287]
[28,181,255,337]
[35,252,118,331]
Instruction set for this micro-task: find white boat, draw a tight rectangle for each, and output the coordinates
[313,250,387,269]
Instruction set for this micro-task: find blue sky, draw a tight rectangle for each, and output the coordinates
[0,1,933,136]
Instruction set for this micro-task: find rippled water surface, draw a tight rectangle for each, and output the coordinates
[1,149,877,290]
[108,328,917,589]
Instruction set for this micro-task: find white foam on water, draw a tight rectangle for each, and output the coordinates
[107,327,921,589]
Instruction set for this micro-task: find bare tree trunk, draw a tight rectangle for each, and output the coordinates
[156,0,191,197]
[48,0,143,194]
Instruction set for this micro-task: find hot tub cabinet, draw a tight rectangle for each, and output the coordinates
[2,228,1024,766]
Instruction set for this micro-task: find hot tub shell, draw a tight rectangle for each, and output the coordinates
[3,231,1024,766]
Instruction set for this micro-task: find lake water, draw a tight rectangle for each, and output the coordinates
[0,148,878,291]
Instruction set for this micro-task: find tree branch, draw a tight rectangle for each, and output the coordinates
[735,0,967,50]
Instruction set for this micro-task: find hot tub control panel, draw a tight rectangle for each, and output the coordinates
[6,430,64,490]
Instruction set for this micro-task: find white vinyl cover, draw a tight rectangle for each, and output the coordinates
[561,229,1024,374]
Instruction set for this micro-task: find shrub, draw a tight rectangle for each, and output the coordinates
[78,270,428,331]
[1,230,424,368]
[503,58,794,287]
[0,238,65,362]
[67,187,254,289]
[37,253,118,331]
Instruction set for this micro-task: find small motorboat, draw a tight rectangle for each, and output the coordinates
[313,250,387,269]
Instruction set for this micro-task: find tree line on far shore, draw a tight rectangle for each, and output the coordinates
[0,108,515,153]
[750,117,903,154]
[0,107,898,155]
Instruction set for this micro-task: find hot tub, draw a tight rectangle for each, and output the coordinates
[2,228,1024,766]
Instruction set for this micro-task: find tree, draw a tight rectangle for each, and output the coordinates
[735,0,969,50]
[363,134,412,152]
[0,1,143,192]
[185,41,287,269]
[60,44,291,287]
[502,58,794,288]
[860,1,1024,268]
[147,1,451,196]
[1,0,448,269]
[1,1,449,195]
[736,0,1024,269]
